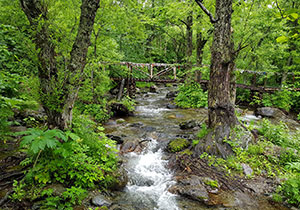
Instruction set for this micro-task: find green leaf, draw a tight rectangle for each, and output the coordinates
[289,13,299,21]
[276,35,288,43]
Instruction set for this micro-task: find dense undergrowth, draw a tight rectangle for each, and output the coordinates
[192,119,300,207]
[10,115,118,209]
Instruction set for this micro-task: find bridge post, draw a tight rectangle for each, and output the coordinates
[263,73,267,89]
[173,66,177,80]
[150,64,153,79]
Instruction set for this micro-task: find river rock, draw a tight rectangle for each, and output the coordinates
[91,195,112,207]
[110,102,133,117]
[149,85,158,93]
[109,167,128,190]
[166,103,177,109]
[106,135,124,144]
[116,118,125,124]
[179,120,200,130]
[142,126,156,132]
[166,91,178,98]
[170,175,209,202]
[130,122,143,128]
[255,107,286,118]
[120,139,141,154]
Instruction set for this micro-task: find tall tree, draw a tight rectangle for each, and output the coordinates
[194,0,252,158]
[20,0,100,130]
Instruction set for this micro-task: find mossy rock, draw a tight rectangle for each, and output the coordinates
[168,138,190,153]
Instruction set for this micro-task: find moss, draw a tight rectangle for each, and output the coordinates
[180,149,193,155]
[168,138,190,153]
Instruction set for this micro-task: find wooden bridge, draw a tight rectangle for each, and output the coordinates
[100,62,299,97]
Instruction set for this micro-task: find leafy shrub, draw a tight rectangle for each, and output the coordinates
[16,115,118,202]
[261,88,292,111]
[280,175,300,207]
[175,82,207,108]
[82,102,111,123]
[258,119,291,147]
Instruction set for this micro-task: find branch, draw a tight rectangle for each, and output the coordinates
[179,19,188,27]
[194,0,217,24]
[275,0,284,19]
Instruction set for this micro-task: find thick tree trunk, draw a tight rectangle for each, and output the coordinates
[20,0,100,130]
[193,0,253,158]
[208,0,237,129]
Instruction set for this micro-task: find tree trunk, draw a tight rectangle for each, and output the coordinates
[186,11,193,70]
[208,0,237,129]
[195,31,207,82]
[20,0,100,130]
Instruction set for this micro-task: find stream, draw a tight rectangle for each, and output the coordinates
[104,85,295,210]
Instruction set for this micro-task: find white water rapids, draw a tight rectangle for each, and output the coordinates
[124,139,178,210]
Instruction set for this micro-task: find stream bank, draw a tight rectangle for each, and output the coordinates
[104,84,299,210]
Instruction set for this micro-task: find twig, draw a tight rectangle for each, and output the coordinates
[194,0,218,24]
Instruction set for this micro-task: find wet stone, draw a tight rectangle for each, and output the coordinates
[166,103,177,109]
[106,135,124,144]
[241,163,253,176]
[179,120,200,130]
[91,195,112,207]
[129,122,143,128]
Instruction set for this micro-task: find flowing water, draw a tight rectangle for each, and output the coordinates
[104,85,295,210]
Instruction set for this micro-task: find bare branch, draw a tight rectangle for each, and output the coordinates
[194,0,217,24]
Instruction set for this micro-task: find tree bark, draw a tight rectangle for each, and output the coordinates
[194,0,249,158]
[195,31,207,82]
[208,0,237,129]
[20,0,100,130]
[186,11,193,70]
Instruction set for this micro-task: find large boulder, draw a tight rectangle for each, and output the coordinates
[110,102,133,117]
[255,107,286,118]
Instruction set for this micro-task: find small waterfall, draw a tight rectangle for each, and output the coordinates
[124,140,178,210]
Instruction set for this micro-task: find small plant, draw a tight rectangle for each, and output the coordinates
[197,124,209,139]
[203,178,219,188]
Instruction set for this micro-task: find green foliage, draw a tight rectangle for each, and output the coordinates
[280,175,300,207]
[203,179,219,188]
[262,88,292,111]
[258,119,295,148]
[168,138,190,153]
[175,82,207,108]
[120,96,136,112]
[42,186,87,210]
[15,115,118,208]
[81,103,111,123]
[197,124,209,139]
